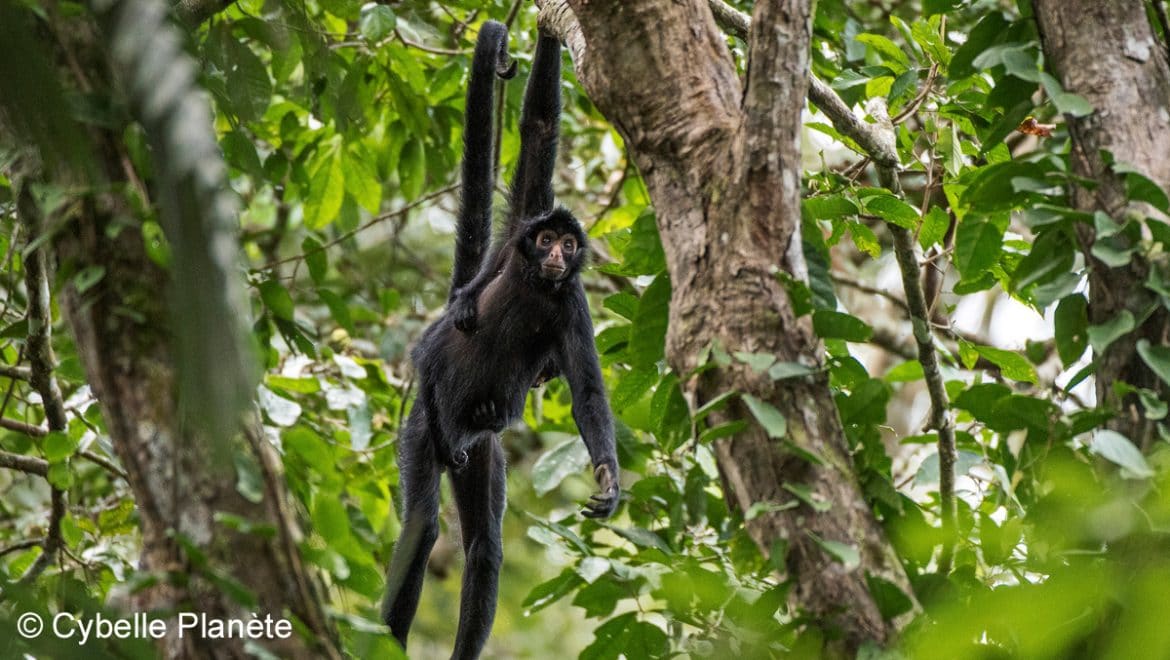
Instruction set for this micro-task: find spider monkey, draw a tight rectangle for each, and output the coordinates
[381,22,620,660]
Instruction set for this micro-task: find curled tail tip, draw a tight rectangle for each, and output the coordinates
[497,58,518,80]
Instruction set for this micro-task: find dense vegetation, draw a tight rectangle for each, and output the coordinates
[2,0,1169,657]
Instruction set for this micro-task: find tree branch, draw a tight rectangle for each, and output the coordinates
[0,364,31,381]
[709,0,956,572]
[0,450,49,476]
[17,182,69,584]
[0,417,47,436]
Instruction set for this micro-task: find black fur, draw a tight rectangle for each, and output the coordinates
[381,25,619,660]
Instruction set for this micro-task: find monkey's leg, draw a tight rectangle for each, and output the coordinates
[449,437,507,660]
[381,405,442,650]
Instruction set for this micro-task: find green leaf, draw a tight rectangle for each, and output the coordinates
[649,375,690,450]
[813,310,873,342]
[259,280,295,321]
[605,525,672,554]
[359,4,396,42]
[572,578,626,618]
[742,395,787,439]
[918,206,950,249]
[319,288,355,334]
[809,533,860,569]
[768,361,817,381]
[1090,430,1154,478]
[783,482,830,512]
[602,292,639,321]
[802,194,859,220]
[1136,339,1170,387]
[1087,311,1134,355]
[865,194,919,229]
[342,150,382,213]
[303,237,328,285]
[43,431,78,462]
[609,367,659,411]
[1054,294,1088,367]
[222,34,272,122]
[950,12,1010,78]
[305,147,346,230]
[954,214,1006,279]
[531,434,591,496]
[855,33,910,71]
[398,138,426,201]
[580,613,668,660]
[628,274,670,368]
[734,351,776,373]
[522,568,583,614]
[312,495,351,545]
[866,574,915,620]
[974,345,1038,384]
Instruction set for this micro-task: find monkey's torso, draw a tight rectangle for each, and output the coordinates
[411,256,576,434]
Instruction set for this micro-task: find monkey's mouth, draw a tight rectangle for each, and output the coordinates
[541,265,566,279]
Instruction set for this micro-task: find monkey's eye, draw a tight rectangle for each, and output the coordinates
[538,231,556,247]
[563,239,575,253]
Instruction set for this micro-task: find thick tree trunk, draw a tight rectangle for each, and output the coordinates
[538,0,917,649]
[1034,0,1170,449]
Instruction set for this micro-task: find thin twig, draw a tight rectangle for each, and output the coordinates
[78,450,128,481]
[254,184,459,272]
[892,62,939,124]
[395,28,470,56]
[0,538,44,558]
[504,0,524,27]
[19,488,64,584]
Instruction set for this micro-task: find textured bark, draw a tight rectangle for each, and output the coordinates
[2,8,337,659]
[539,0,917,649]
[1034,0,1170,449]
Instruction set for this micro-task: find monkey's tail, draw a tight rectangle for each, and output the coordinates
[451,21,517,298]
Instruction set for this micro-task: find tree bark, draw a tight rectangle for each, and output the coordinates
[1034,0,1170,449]
[538,0,917,649]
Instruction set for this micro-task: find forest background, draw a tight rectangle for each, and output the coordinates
[2,0,1170,657]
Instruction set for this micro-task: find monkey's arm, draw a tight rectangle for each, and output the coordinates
[560,288,620,518]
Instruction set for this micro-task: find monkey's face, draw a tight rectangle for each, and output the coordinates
[533,228,579,280]
[521,209,588,282]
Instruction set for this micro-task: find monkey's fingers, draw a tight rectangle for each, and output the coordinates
[581,491,617,518]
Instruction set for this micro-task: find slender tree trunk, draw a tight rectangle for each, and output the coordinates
[1034,0,1170,449]
[538,0,917,650]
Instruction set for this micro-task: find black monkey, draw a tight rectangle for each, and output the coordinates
[381,22,620,660]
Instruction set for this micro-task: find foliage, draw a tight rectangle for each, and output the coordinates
[1,0,1169,658]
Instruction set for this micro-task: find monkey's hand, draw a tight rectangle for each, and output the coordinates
[471,400,507,433]
[450,290,479,333]
[582,462,620,519]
